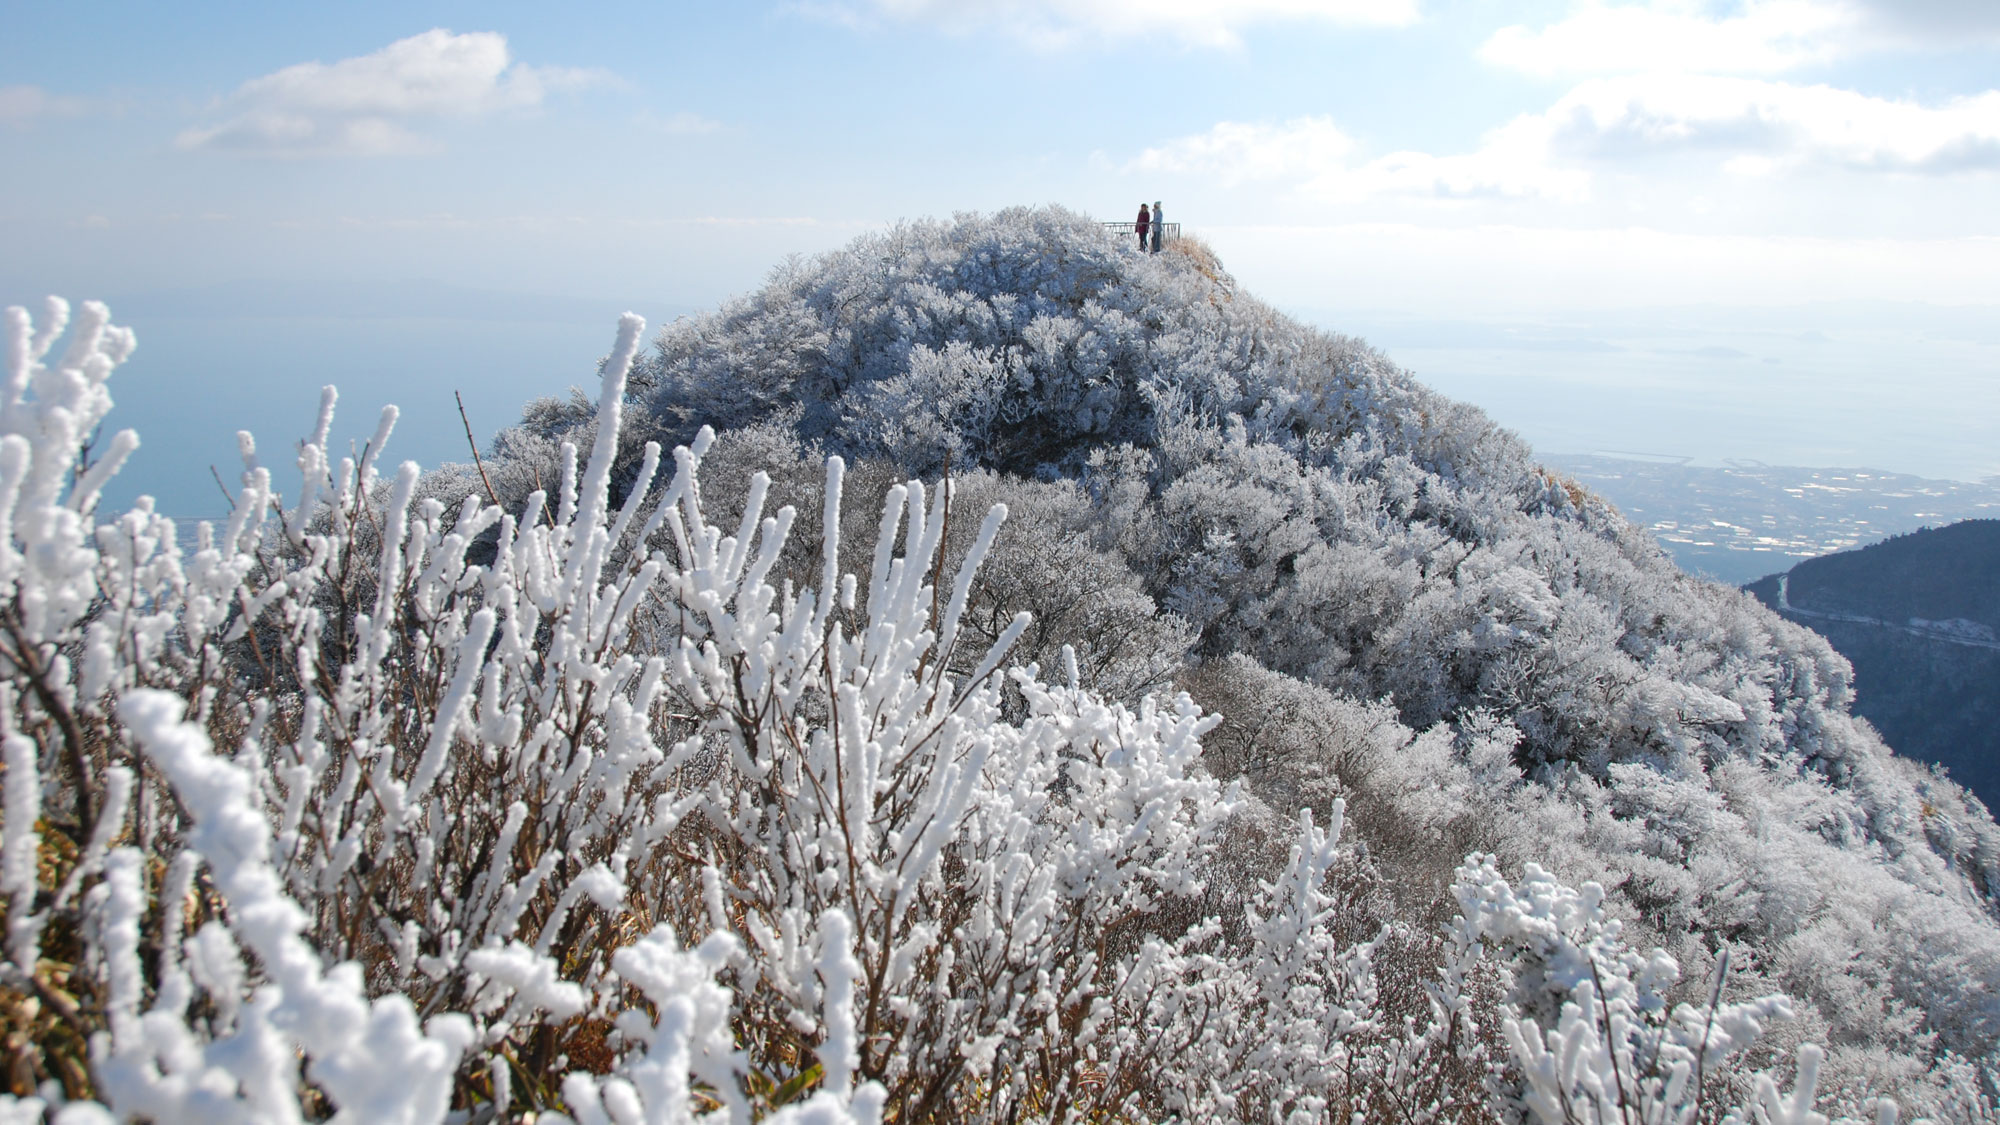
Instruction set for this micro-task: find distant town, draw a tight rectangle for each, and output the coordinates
[1546,454,2000,585]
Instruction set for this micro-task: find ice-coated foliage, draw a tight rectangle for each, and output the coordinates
[5,295,1968,1122]
[0,301,913,1121]
[1446,856,1928,1125]
[488,207,2000,1110]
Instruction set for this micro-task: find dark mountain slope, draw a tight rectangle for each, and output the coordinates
[1748,520,2000,805]
[1761,519,2000,627]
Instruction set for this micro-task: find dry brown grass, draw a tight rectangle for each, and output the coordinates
[1165,234,1235,296]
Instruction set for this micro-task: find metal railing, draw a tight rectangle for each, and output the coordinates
[1103,221,1180,245]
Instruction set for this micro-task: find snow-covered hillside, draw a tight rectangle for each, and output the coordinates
[2,208,1996,1122]
[489,207,2000,1096]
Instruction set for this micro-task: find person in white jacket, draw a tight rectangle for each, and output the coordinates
[1150,201,1165,253]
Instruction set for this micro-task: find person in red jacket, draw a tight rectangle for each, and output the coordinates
[1135,203,1150,251]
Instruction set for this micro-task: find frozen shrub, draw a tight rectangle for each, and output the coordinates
[2,291,1989,1121]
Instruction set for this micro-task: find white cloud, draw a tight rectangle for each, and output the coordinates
[1127,75,2000,221]
[1341,118,1591,201]
[1129,117,1357,183]
[1129,115,1589,201]
[1539,75,2000,173]
[1481,1,1857,76]
[1481,0,2000,78]
[0,85,92,125]
[803,0,1419,49]
[178,29,604,156]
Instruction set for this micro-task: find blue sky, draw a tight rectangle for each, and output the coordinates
[5,0,1999,513]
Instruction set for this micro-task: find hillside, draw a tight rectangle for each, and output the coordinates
[470,208,2000,1108]
[1747,520,2000,807]
[6,211,1998,1121]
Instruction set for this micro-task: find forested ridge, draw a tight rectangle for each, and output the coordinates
[1746,519,2000,810]
[1,207,1995,1122]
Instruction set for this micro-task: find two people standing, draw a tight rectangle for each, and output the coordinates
[1135,201,1165,253]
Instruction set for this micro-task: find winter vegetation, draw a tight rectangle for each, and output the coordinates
[1,206,1997,1121]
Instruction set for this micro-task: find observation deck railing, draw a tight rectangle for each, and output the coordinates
[1103,221,1181,244]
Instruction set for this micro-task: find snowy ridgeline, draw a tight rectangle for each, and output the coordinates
[0,297,1976,1124]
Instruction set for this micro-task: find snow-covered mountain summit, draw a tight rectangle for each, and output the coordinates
[478,207,2000,1084]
